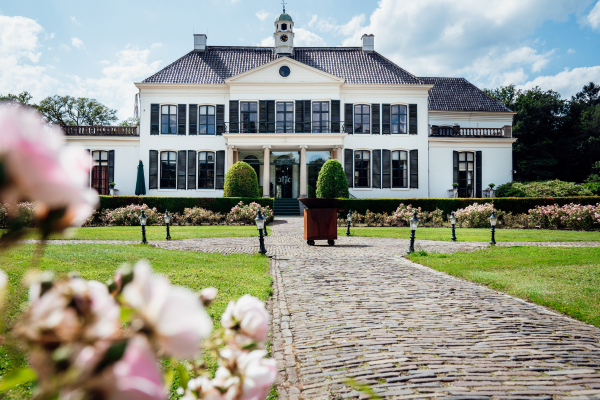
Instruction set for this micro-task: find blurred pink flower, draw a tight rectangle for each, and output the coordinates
[221,295,269,342]
[200,287,218,307]
[238,350,277,400]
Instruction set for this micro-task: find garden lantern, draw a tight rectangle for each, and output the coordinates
[346,209,352,236]
[255,210,267,254]
[164,210,172,241]
[489,210,497,245]
[449,212,457,242]
[139,210,148,244]
[408,210,419,253]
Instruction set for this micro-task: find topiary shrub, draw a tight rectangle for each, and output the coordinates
[316,159,349,199]
[496,182,526,197]
[223,162,259,198]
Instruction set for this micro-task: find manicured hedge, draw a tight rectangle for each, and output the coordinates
[98,196,273,215]
[337,197,600,217]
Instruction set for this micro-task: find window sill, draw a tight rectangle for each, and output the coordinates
[391,188,410,191]
[157,189,178,192]
[352,188,372,191]
[195,189,219,192]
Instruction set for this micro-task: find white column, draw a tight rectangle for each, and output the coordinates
[263,145,271,198]
[226,145,235,172]
[299,145,308,198]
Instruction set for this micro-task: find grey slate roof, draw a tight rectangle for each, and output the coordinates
[142,47,423,85]
[419,77,512,112]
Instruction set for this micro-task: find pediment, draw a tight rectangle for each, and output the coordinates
[225,57,344,84]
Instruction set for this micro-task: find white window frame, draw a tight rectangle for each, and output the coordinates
[353,148,372,190]
[353,103,371,134]
[390,103,409,135]
[198,104,217,135]
[88,149,110,194]
[275,101,294,133]
[158,149,178,191]
[311,99,331,133]
[196,149,218,191]
[239,100,259,134]
[160,104,178,135]
[390,148,410,190]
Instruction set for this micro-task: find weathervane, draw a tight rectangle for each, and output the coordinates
[282,0,287,13]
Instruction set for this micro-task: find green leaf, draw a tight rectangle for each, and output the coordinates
[0,368,37,391]
[94,340,128,373]
[176,364,190,390]
[163,369,174,391]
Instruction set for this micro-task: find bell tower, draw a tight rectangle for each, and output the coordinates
[274,2,294,55]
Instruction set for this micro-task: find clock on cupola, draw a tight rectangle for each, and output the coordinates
[274,5,294,55]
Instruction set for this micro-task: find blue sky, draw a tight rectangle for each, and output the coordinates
[1,0,600,120]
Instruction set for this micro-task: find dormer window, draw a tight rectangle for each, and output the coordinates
[281,23,287,31]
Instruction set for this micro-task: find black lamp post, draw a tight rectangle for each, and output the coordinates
[263,212,268,237]
[164,210,172,240]
[489,210,497,245]
[139,210,148,244]
[408,210,419,253]
[449,211,457,241]
[255,210,267,254]
[346,209,352,236]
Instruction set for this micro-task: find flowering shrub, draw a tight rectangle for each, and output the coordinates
[0,202,36,228]
[101,204,161,226]
[507,180,593,197]
[226,201,274,225]
[454,203,503,228]
[528,203,600,230]
[183,207,224,225]
[387,204,428,227]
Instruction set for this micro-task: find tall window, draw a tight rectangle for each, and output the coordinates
[354,150,370,188]
[392,150,408,188]
[198,151,216,189]
[160,151,177,189]
[312,102,329,133]
[276,102,293,133]
[458,152,475,197]
[91,150,108,195]
[392,105,407,134]
[199,106,215,135]
[354,104,370,133]
[161,105,177,134]
[241,102,257,133]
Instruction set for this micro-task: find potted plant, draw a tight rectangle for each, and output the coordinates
[109,182,116,196]
[488,183,496,198]
[453,183,459,198]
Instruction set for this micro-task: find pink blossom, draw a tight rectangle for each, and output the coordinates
[221,295,269,342]
[200,287,218,307]
[237,350,277,400]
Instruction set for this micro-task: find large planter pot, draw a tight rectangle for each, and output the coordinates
[453,189,458,198]
[298,198,341,246]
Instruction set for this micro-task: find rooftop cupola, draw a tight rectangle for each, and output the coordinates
[274,3,294,55]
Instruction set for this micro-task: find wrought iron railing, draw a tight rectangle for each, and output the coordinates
[429,125,512,138]
[62,125,138,136]
[223,121,347,134]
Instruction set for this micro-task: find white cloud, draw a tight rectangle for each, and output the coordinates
[70,16,82,26]
[586,1,600,29]
[517,66,600,98]
[71,37,84,50]
[256,10,270,21]
[150,42,162,49]
[568,48,576,54]
[99,60,110,65]
[45,32,55,40]
[294,28,327,46]
[259,36,274,47]
[60,44,70,51]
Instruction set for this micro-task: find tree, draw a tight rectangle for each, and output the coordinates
[223,162,259,198]
[120,117,139,127]
[483,84,520,110]
[316,159,349,198]
[37,95,118,126]
[0,91,35,107]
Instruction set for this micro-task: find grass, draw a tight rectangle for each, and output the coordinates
[7,225,269,241]
[0,243,272,397]
[408,246,600,328]
[340,226,600,242]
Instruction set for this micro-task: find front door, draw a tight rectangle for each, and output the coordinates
[275,165,293,198]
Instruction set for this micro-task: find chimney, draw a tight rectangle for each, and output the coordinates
[361,34,374,52]
[194,34,207,52]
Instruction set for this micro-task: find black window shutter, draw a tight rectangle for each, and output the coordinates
[372,104,380,134]
[331,100,340,133]
[267,100,275,133]
[453,151,459,186]
[344,149,353,187]
[178,104,186,135]
[189,104,197,135]
[382,149,391,188]
[150,104,159,135]
[229,101,239,133]
[295,100,304,133]
[476,151,482,198]
[177,150,187,189]
[345,103,353,134]
[259,101,267,133]
[303,100,311,132]
[216,104,225,135]
[215,150,225,189]
[409,104,418,135]
[107,150,115,186]
[372,149,381,188]
[382,104,391,134]
[149,150,158,189]
[410,149,418,189]
[187,150,196,190]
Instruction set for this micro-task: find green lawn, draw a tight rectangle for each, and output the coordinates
[408,246,600,328]
[340,226,600,242]
[0,244,272,397]
[8,225,268,241]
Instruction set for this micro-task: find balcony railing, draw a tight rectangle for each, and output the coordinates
[224,121,348,134]
[62,125,139,136]
[429,125,512,138]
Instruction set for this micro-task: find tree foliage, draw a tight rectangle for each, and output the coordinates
[37,95,118,126]
[316,159,349,199]
[223,162,260,198]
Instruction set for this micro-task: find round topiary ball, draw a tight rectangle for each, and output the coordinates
[316,159,349,199]
[223,162,260,198]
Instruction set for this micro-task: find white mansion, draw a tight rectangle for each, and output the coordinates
[66,11,516,201]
